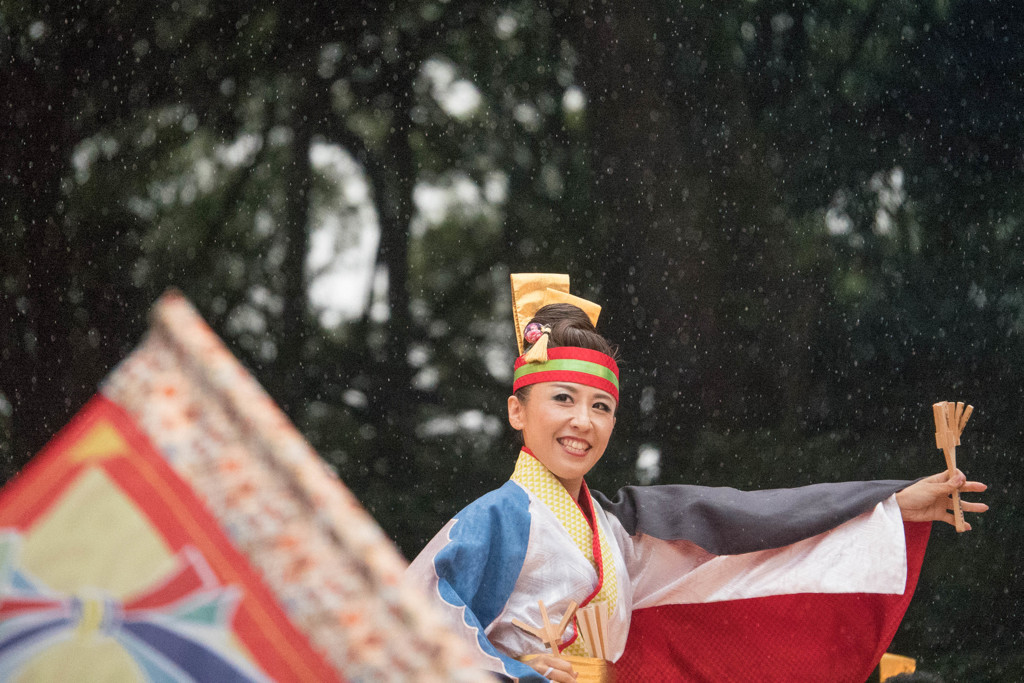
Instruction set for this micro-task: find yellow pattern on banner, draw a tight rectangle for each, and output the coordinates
[67,420,130,462]
[21,467,174,597]
[511,451,618,656]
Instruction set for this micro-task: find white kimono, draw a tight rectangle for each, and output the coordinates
[407,450,927,682]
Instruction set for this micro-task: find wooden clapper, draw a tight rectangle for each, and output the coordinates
[932,401,973,533]
[512,600,611,659]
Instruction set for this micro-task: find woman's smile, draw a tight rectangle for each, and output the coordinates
[508,381,616,500]
[557,436,591,456]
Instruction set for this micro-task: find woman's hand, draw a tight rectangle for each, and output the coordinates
[896,469,988,528]
[525,653,577,682]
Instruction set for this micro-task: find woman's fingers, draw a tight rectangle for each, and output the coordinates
[921,470,952,484]
[526,654,577,682]
[960,480,988,493]
[898,470,988,525]
[938,476,988,528]
[940,469,992,492]
[551,669,577,682]
[955,500,989,513]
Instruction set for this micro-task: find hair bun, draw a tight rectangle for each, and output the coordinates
[523,303,617,360]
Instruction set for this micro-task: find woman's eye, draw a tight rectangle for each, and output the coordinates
[553,393,572,403]
[594,402,611,412]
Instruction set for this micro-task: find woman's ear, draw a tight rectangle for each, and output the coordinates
[507,394,525,431]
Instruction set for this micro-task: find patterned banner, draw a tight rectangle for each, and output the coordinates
[0,291,485,682]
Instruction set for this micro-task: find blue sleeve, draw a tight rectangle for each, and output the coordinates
[431,483,551,681]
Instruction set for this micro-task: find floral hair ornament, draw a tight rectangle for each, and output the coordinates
[521,321,552,363]
[523,321,547,345]
[510,273,619,401]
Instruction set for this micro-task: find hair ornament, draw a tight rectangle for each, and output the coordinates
[521,324,552,363]
[524,322,547,345]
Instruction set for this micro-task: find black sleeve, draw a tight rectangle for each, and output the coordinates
[591,479,911,555]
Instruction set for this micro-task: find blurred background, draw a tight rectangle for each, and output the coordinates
[1,1,1020,678]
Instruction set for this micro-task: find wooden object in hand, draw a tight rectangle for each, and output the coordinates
[512,600,578,657]
[932,401,973,533]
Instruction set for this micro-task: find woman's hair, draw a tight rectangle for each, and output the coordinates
[524,303,618,358]
[514,303,619,404]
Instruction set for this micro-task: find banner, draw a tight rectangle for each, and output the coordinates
[0,291,484,682]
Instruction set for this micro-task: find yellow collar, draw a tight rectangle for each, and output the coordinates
[510,449,620,647]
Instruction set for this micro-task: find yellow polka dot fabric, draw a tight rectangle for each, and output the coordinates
[510,450,619,656]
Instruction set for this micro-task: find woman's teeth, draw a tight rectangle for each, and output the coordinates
[559,438,590,454]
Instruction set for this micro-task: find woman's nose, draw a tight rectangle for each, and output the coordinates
[569,405,591,429]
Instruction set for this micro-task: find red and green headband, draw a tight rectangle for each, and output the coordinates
[513,346,620,402]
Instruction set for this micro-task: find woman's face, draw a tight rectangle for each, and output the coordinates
[507,381,617,500]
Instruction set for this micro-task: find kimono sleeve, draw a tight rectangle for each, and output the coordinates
[592,478,912,553]
[407,483,551,682]
[592,481,930,682]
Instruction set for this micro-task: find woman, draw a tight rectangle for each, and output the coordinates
[406,275,987,683]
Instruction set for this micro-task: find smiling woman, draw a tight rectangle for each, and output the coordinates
[506,301,619,504]
[404,274,987,683]
[507,381,616,502]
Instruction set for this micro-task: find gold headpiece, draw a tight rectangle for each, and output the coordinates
[510,273,601,355]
